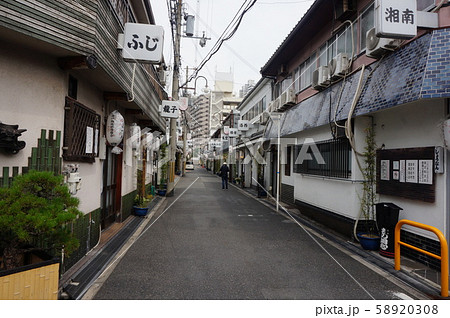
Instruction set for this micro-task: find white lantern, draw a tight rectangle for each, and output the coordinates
[130,123,141,150]
[106,110,125,146]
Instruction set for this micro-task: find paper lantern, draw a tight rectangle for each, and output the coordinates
[130,123,141,150]
[106,110,124,146]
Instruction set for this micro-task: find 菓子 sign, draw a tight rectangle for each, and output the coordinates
[160,100,180,118]
[376,0,417,39]
[122,23,164,63]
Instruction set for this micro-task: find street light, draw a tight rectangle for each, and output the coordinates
[193,76,209,95]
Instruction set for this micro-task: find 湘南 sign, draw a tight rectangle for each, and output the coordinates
[376,0,417,39]
[122,23,164,63]
[160,100,180,118]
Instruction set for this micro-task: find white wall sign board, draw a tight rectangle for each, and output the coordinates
[376,0,417,39]
[238,120,249,131]
[122,23,164,63]
[380,160,390,181]
[229,128,238,138]
[406,160,418,183]
[161,100,180,118]
[418,160,433,185]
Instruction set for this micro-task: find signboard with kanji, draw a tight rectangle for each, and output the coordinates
[376,0,417,39]
[122,23,164,63]
[229,128,238,138]
[238,120,249,131]
[160,100,180,118]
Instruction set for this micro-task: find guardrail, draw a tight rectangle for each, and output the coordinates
[394,219,448,297]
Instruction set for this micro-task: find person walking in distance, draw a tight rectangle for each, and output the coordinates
[219,162,230,189]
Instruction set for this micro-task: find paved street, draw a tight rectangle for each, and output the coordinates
[91,168,427,300]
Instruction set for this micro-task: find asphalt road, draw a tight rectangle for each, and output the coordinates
[92,168,427,300]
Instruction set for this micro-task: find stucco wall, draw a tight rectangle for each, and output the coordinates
[373,99,447,239]
[288,99,448,240]
[0,43,104,215]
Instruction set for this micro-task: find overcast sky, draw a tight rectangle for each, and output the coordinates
[153,0,315,96]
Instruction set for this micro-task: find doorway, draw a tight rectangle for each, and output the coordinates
[101,147,123,229]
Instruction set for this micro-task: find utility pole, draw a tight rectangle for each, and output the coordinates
[167,0,182,197]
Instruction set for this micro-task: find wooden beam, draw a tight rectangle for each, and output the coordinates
[103,92,129,101]
[58,55,97,70]
[126,109,144,115]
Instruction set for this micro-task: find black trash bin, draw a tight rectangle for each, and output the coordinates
[376,202,403,258]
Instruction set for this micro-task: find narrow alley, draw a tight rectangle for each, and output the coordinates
[87,169,428,300]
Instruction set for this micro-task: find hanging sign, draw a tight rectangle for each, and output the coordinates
[122,23,164,63]
[223,126,230,135]
[229,128,238,138]
[238,120,249,131]
[179,97,189,111]
[376,0,417,39]
[160,100,180,118]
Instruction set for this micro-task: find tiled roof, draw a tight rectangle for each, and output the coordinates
[265,29,450,138]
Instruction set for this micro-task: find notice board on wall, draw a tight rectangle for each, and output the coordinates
[376,147,435,203]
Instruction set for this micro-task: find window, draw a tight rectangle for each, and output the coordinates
[68,75,78,100]
[63,97,101,163]
[319,44,328,67]
[299,58,313,91]
[417,0,435,11]
[294,137,352,179]
[285,146,291,176]
[360,4,375,52]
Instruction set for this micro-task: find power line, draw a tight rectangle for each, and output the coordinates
[180,0,258,89]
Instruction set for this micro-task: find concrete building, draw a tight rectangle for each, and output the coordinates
[258,0,450,272]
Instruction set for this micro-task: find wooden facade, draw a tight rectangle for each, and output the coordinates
[0,0,166,130]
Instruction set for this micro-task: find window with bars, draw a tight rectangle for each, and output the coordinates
[63,97,101,163]
[294,137,352,179]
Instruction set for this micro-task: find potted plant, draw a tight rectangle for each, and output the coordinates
[0,170,82,270]
[356,126,380,250]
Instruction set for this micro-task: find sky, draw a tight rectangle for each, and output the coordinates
[152,0,315,96]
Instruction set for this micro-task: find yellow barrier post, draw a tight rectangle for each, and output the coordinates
[394,219,448,297]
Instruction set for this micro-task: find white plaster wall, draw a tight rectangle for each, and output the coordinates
[0,44,65,168]
[0,44,105,215]
[290,125,363,219]
[373,100,447,239]
[64,80,104,214]
[289,100,448,240]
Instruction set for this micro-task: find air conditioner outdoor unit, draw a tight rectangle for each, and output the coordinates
[312,66,329,90]
[275,95,283,111]
[366,28,401,59]
[272,97,280,111]
[280,87,296,107]
[267,101,274,112]
[328,53,350,80]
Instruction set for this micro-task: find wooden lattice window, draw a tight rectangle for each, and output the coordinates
[63,97,100,163]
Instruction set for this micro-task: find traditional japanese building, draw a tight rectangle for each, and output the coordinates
[0,0,167,272]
